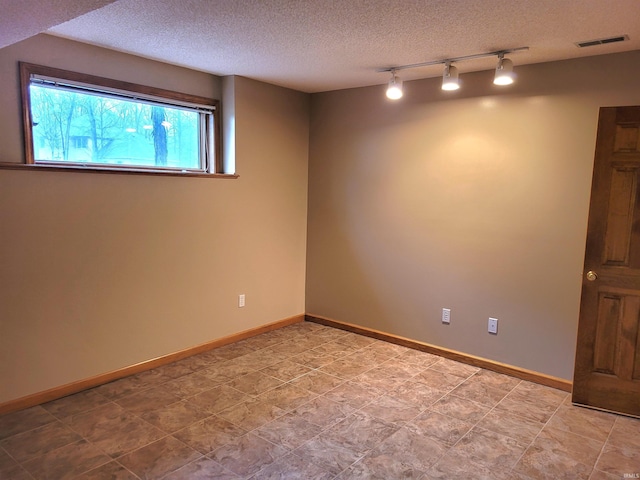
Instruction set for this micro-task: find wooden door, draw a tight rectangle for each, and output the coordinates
[573,106,640,417]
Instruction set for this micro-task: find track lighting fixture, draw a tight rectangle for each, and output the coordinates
[441,63,460,91]
[386,70,403,100]
[493,53,515,85]
[379,46,527,99]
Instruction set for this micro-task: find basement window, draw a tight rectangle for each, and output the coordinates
[20,62,221,175]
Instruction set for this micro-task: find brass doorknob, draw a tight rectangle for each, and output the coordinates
[586,271,598,281]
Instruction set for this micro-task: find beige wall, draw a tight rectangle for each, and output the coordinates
[306,51,640,380]
[2,32,639,403]
[0,35,309,403]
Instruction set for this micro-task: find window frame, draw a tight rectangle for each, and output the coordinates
[19,62,224,176]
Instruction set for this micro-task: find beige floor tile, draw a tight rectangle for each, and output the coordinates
[1,420,81,462]
[258,341,311,357]
[255,413,323,450]
[471,369,521,391]
[115,383,181,414]
[217,397,285,431]
[77,461,139,479]
[351,369,409,392]
[429,358,480,379]
[595,443,640,477]
[513,381,568,407]
[293,432,365,476]
[427,451,514,480]
[0,463,32,480]
[290,350,341,368]
[307,326,349,342]
[171,352,223,371]
[95,369,173,400]
[389,380,447,409]
[476,409,544,444]
[141,399,210,434]
[0,406,57,440]
[0,448,31,480]
[3,324,638,479]
[256,382,317,412]
[334,332,377,349]
[201,361,256,384]
[188,385,249,414]
[360,394,422,425]
[319,357,374,379]
[607,416,640,450]
[514,444,593,480]
[362,340,410,357]
[312,341,360,357]
[346,348,393,366]
[211,342,257,360]
[231,350,285,371]
[163,456,240,479]
[293,395,354,428]
[338,450,426,479]
[253,452,334,479]
[65,403,165,458]
[535,425,605,466]
[151,360,200,379]
[324,411,399,451]
[323,380,380,410]
[118,436,200,479]
[451,427,527,470]
[372,426,447,471]
[451,378,511,406]
[589,469,622,480]
[22,440,111,480]
[0,448,17,470]
[93,376,153,401]
[259,360,312,382]
[369,361,420,381]
[173,415,247,454]
[494,389,560,423]
[547,405,616,442]
[42,390,110,419]
[288,370,344,394]
[278,337,324,354]
[413,369,466,390]
[237,333,286,351]
[408,411,473,447]
[396,349,441,368]
[210,433,288,477]
[430,394,491,423]
[227,371,283,396]
[163,372,219,398]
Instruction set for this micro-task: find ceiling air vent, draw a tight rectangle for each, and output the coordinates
[576,35,629,48]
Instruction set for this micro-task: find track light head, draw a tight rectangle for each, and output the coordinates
[386,71,403,100]
[379,46,527,99]
[494,54,515,85]
[441,63,460,91]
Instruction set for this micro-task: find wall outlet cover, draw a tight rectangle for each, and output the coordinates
[488,317,498,334]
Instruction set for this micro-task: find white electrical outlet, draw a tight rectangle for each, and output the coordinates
[238,294,245,308]
[488,317,498,334]
[442,308,451,324]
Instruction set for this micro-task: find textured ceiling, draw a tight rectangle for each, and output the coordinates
[3,0,640,93]
[0,0,116,49]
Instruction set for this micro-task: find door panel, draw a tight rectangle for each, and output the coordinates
[592,292,620,375]
[573,106,640,417]
[603,167,636,265]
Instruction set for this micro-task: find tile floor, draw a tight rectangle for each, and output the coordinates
[1,321,638,479]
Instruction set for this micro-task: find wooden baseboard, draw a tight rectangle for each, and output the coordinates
[0,314,304,415]
[305,314,572,392]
